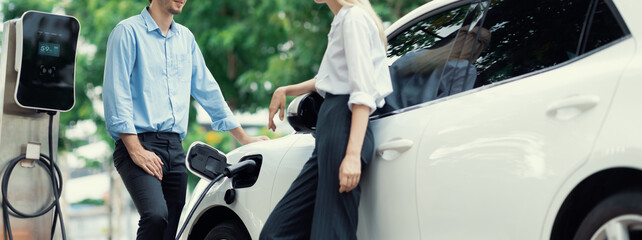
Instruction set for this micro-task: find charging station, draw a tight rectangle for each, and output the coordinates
[0,11,79,240]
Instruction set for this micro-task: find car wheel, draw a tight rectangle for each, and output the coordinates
[573,191,642,240]
[203,219,251,240]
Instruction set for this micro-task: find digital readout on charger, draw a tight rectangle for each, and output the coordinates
[38,42,60,57]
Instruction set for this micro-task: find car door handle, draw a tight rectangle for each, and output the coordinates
[546,95,600,120]
[377,139,414,161]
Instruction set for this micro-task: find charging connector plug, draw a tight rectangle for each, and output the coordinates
[223,160,258,178]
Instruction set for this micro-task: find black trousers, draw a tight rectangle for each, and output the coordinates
[113,132,188,240]
[260,94,375,240]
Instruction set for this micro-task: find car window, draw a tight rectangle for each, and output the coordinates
[376,3,483,116]
[580,0,628,54]
[474,0,592,85]
[373,0,628,119]
[475,0,627,87]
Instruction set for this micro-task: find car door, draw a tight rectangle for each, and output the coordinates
[413,0,634,239]
[357,3,482,239]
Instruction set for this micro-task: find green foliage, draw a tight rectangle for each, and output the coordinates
[72,198,105,206]
[2,0,56,20]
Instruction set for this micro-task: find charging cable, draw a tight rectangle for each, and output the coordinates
[1,111,66,240]
[175,160,258,240]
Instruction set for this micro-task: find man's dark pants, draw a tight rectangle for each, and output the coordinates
[113,132,188,240]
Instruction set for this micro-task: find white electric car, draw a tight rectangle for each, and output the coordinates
[179,0,642,239]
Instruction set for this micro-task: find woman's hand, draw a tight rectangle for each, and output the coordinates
[339,104,371,193]
[339,153,361,193]
[268,87,287,132]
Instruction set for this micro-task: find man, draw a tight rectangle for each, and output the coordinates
[102,0,268,239]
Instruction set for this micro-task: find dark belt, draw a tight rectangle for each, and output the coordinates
[137,132,181,143]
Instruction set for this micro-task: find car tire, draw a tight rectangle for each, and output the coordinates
[573,190,642,240]
[203,219,251,240]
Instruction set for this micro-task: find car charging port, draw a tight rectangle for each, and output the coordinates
[231,155,262,189]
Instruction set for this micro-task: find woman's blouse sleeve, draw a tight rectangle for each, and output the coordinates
[342,11,381,114]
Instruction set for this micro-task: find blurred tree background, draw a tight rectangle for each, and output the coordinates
[1,0,427,187]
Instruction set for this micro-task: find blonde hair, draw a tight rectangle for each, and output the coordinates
[337,0,387,46]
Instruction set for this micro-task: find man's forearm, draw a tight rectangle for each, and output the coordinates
[229,127,269,145]
[119,133,144,153]
[229,127,250,145]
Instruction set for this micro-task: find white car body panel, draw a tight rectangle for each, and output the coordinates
[415,37,635,239]
[268,134,315,208]
[181,134,303,239]
[539,0,642,236]
[613,0,642,38]
[180,0,642,239]
[356,107,433,239]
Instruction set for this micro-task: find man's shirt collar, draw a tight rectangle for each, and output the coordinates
[141,7,178,37]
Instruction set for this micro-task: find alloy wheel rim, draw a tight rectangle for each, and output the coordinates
[590,214,642,240]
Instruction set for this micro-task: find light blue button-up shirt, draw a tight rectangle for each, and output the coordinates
[103,7,240,140]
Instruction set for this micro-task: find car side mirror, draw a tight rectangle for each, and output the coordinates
[287,92,324,133]
[185,141,228,181]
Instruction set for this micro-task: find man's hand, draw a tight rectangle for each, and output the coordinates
[268,87,287,132]
[339,153,361,193]
[239,135,270,145]
[230,127,269,145]
[130,149,164,181]
[119,134,164,181]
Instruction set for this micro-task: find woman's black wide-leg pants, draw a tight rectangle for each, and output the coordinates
[260,94,375,240]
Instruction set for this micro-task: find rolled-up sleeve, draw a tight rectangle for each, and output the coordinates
[103,24,137,139]
[343,13,379,114]
[189,38,240,131]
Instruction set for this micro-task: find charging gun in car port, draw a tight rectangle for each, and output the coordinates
[175,142,262,240]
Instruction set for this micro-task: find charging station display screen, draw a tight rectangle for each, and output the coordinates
[15,11,80,112]
[38,42,60,57]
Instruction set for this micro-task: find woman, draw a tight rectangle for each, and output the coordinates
[260,0,392,239]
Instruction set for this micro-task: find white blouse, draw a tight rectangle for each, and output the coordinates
[315,6,393,114]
